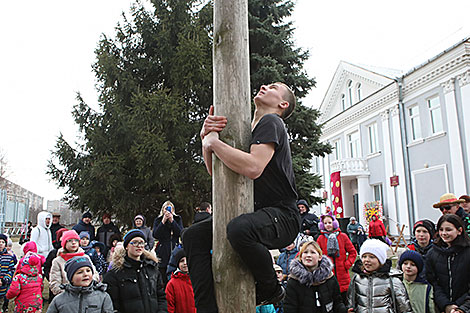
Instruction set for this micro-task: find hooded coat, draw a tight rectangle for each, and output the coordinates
[46,281,113,313]
[165,270,196,313]
[284,257,347,313]
[425,241,470,311]
[103,248,167,313]
[30,211,53,257]
[368,214,386,238]
[317,228,357,293]
[347,259,412,313]
[133,216,154,251]
[6,252,44,312]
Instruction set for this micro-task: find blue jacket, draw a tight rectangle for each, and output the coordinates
[276,247,299,275]
[72,220,95,241]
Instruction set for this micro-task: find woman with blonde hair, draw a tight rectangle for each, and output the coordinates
[152,200,183,285]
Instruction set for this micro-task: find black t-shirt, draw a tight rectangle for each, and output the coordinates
[251,113,297,210]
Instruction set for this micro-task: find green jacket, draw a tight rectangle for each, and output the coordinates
[403,279,438,313]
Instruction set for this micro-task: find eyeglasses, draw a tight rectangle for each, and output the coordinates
[67,239,79,243]
[440,205,454,212]
[129,241,145,247]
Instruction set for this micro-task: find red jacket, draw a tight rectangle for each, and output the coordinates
[165,271,196,313]
[368,215,387,237]
[317,229,357,293]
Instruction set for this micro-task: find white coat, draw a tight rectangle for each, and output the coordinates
[30,211,53,257]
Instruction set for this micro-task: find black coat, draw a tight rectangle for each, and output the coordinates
[103,250,167,313]
[97,222,121,249]
[284,257,346,313]
[426,241,470,311]
[152,215,183,268]
[49,222,64,243]
[300,212,320,239]
[72,220,96,241]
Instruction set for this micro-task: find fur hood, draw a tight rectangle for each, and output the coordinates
[111,245,159,271]
[288,256,334,287]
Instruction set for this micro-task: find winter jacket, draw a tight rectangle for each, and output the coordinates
[193,211,211,224]
[284,257,347,313]
[300,211,320,239]
[72,220,96,241]
[347,259,412,313]
[165,271,196,313]
[368,215,386,238]
[317,229,357,293]
[425,241,470,311]
[276,247,299,276]
[30,211,53,257]
[103,248,167,313]
[44,248,58,280]
[153,215,183,268]
[407,239,433,258]
[257,305,276,313]
[49,247,100,296]
[6,252,44,312]
[402,277,438,313]
[133,216,155,251]
[0,248,15,297]
[455,207,470,237]
[346,222,362,244]
[50,222,65,245]
[97,222,120,250]
[46,281,113,313]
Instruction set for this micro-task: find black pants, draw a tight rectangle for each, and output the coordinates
[182,207,300,313]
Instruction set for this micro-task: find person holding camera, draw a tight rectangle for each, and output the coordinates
[153,200,183,285]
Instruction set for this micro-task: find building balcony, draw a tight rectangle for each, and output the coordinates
[330,158,369,177]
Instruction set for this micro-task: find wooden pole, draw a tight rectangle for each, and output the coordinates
[212,0,254,312]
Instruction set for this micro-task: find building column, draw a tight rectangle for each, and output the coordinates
[390,105,411,234]
[442,78,467,195]
[322,154,332,215]
[357,175,372,226]
[457,72,470,194]
[380,109,398,235]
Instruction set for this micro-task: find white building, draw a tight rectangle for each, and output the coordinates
[314,37,470,235]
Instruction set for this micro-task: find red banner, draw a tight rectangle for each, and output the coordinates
[330,171,344,218]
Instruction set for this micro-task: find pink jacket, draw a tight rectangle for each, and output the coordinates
[6,253,44,313]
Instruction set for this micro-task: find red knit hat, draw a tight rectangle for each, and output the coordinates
[23,241,37,255]
[61,230,80,248]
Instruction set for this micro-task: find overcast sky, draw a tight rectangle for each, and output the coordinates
[1,0,469,204]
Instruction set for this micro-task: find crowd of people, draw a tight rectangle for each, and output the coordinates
[3,82,470,313]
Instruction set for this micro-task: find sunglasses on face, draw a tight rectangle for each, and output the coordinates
[129,241,145,247]
[440,205,453,212]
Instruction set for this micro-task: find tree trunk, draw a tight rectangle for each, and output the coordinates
[212,0,254,312]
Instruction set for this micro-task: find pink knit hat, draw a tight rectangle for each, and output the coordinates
[61,230,80,248]
[23,241,37,255]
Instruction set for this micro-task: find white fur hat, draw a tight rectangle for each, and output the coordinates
[360,239,388,265]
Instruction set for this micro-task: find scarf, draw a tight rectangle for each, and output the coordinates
[324,231,340,257]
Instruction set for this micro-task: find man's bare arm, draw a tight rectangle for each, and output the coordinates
[202,131,274,179]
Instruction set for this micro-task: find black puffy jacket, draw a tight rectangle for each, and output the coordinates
[300,212,320,239]
[103,249,167,313]
[426,241,470,311]
[284,257,347,313]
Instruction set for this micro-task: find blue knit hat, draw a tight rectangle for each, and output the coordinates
[123,229,146,248]
[65,256,94,283]
[399,250,424,274]
[0,234,7,243]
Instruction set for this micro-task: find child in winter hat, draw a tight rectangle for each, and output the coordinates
[165,249,196,313]
[47,256,114,313]
[399,250,437,313]
[348,239,412,313]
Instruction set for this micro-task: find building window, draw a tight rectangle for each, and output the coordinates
[347,80,353,107]
[409,105,422,141]
[367,123,378,154]
[341,94,346,111]
[357,83,362,101]
[347,131,360,158]
[311,157,320,173]
[428,96,443,134]
[332,140,341,160]
[373,184,383,203]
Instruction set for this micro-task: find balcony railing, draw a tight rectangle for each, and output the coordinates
[330,158,369,176]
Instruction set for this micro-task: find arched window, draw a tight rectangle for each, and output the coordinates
[347,80,353,106]
[341,94,346,110]
[357,83,362,101]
